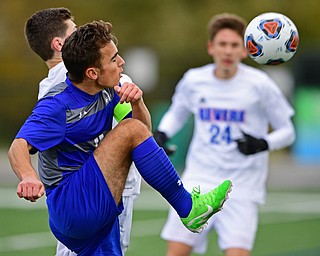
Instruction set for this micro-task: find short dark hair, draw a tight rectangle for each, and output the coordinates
[207,13,247,41]
[25,7,73,61]
[62,20,117,84]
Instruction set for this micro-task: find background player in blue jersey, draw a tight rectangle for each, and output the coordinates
[24,8,140,255]
[8,20,232,255]
[155,13,295,256]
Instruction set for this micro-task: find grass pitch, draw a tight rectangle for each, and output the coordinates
[0,188,319,256]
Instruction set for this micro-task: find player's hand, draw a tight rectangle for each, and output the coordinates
[114,82,143,104]
[17,177,44,202]
[153,130,177,156]
[235,131,268,155]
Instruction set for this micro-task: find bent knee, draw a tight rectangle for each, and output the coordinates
[118,118,152,138]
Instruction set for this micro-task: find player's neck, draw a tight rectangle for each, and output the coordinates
[214,66,238,80]
[46,57,63,70]
[73,80,103,96]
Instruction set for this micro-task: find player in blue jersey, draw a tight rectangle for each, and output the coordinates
[8,20,232,255]
[24,8,140,255]
[155,13,295,256]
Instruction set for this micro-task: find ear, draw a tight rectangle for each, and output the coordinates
[86,67,98,80]
[51,37,63,52]
[241,46,248,59]
[207,40,214,56]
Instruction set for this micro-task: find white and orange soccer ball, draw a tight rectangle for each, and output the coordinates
[244,12,299,65]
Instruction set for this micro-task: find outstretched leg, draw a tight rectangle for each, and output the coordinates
[94,118,232,232]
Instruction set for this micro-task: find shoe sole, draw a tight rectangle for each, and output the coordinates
[217,181,233,212]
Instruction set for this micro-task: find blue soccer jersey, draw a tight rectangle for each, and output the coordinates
[16,77,131,189]
[16,77,132,255]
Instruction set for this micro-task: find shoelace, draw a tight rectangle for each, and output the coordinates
[191,186,201,198]
[192,186,218,207]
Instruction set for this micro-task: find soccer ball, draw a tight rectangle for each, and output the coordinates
[244,12,299,65]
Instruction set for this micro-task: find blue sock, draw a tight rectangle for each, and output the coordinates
[132,136,192,218]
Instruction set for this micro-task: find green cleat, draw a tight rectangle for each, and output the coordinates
[181,180,232,233]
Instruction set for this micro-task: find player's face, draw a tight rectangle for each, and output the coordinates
[207,28,247,78]
[95,41,125,88]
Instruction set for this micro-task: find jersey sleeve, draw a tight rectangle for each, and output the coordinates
[16,97,66,152]
[158,73,192,138]
[260,76,295,150]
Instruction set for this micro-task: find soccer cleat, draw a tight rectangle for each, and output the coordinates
[181,180,232,233]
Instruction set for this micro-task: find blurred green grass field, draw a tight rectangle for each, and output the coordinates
[0,188,320,256]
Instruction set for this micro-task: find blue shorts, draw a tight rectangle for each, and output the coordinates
[46,155,124,255]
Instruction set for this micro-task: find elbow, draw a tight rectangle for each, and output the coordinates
[8,138,30,161]
[8,143,14,163]
[8,140,19,174]
[288,127,296,146]
[267,123,296,151]
[286,121,296,146]
[8,139,18,163]
[281,126,296,149]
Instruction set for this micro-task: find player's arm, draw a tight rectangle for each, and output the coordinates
[154,74,192,155]
[154,105,189,156]
[236,120,295,155]
[8,138,44,202]
[131,97,152,131]
[264,118,295,151]
[263,85,295,151]
[153,130,177,156]
[236,76,295,155]
[114,81,151,131]
[8,97,65,201]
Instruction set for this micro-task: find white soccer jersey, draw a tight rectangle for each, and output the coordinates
[158,63,294,204]
[38,62,68,99]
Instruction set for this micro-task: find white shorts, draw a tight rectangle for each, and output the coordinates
[161,198,258,254]
[119,195,135,254]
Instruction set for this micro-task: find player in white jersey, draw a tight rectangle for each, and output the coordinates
[25,8,141,255]
[154,13,295,256]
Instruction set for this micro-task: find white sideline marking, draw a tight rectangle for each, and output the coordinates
[0,188,47,209]
[0,231,56,252]
[2,188,320,213]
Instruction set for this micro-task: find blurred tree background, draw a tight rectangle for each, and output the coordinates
[0,0,319,150]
